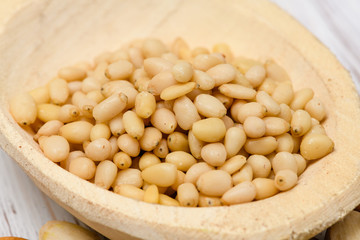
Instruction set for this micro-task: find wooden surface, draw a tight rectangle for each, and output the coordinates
[0,0,359,239]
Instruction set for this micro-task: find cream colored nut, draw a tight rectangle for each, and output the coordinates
[237,102,266,123]
[144,58,173,78]
[188,130,205,159]
[221,115,235,130]
[192,70,215,90]
[172,60,194,83]
[153,138,169,158]
[290,88,314,110]
[186,88,212,101]
[143,184,159,204]
[293,153,307,176]
[69,157,96,180]
[160,82,196,101]
[58,104,80,123]
[231,70,253,88]
[272,152,298,174]
[93,61,109,84]
[218,84,256,100]
[276,133,294,153]
[165,151,196,172]
[256,91,281,116]
[59,121,93,144]
[141,163,177,187]
[9,92,37,126]
[224,126,246,157]
[192,118,226,142]
[173,96,201,130]
[194,94,227,118]
[122,110,145,139]
[300,133,334,160]
[201,143,227,167]
[159,194,180,206]
[150,108,177,134]
[167,132,190,152]
[247,155,271,178]
[191,47,210,57]
[272,82,294,105]
[245,65,266,88]
[100,80,134,97]
[263,117,290,136]
[41,135,69,162]
[90,123,111,141]
[113,151,132,170]
[230,99,247,123]
[108,136,119,160]
[93,93,128,123]
[278,103,292,122]
[29,86,50,104]
[244,136,278,155]
[243,116,266,138]
[213,43,234,62]
[219,155,247,175]
[274,169,298,191]
[232,164,253,185]
[114,184,144,201]
[117,134,140,157]
[206,63,236,86]
[135,91,156,118]
[109,114,125,137]
[84,138,111,161]
[94,160,118,189]
[252,178,279,200]
[196,170,232,197]
[139,152,161,171]
[171,170,186,191]
[213,90,233,109]
[35,120,64,138]
[128,47,144,68]
[105,60,134,80]
[71,91,97,118]
[258,78,277,95]
[139,127,162,151]
[162,52,179,64]
[112,168,143,188]
[304,98,326,122]
[192,54,224,71]
[49,78,69,105]
[37,103,61,122]
[198,194,222,207]
[58,66,87,82]
[221,181,256,205]
[265,60,290,82]
[291,109,312,137]
[142,38,168,58]
[39,220,100,240]
[184,162,214,184]
[177,183,199,207]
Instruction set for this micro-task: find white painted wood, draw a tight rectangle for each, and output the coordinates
[0,1,359,239]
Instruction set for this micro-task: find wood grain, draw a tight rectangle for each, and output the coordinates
[0,0,359,239]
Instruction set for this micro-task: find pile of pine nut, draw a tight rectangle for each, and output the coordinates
[9,38,334,207]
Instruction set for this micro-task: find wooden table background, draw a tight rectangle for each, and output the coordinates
[1,1,359,239]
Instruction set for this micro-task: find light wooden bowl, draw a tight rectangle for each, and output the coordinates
[1,0,360,239]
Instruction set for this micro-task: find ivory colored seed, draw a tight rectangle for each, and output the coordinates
[173,96,201,130]
[244,136,278,155]
[172,60,193,83]
[150,108,177,134]
[139,127,162,151]
[305,98,326,122]
[256,91,281,116]
[219,155,247,175]
[213,43,234,62]
[184,162,214,184]
[293,153,307,175]
[224,126,247,158]
[94,160,118,189]
[221,115,235,130]
[112,168,143,188]
[142,38,168,58]
[194,94,227,118]
[291,109,312,137]
[84,138,111,161]
[128,47,144,68]
[148,70,177,96]
[113,151,132,170]
[109,114,125,137]
[105,60,134,80]
[188,130,205,159]
[69,157,96,180]
[272,82,294,105]
[252,178,279,200]
[93,93,128,123]
[200,143,227,167]
[41,135,70,162]
[272,152,298,174]
[71,91,97,118]
[153,138,169,158]
[290,88,314,110]
[232,164,253,185]
[37,104,61,123]
[191,47,210,57]
[245,65,266,88]
[192,118,226,142]
[198,195,222,207]
[247,155,271,178]
[167,132,189,152]
[144,58,173,78]
[278,103,292,123]
[300,133,334,160]
[58,66,87,82]
[265,60,290,82]
[114,184,144,201]
[243,116,266,138]
[258,78,277,95]
[171,170,186,191]
[144,184,159,204]
[117,134,140,157]
[196,170,232,197]
[177,183,199,207]
[59,121,93,144]
[29,86,50,104]
[141,163,177,187]
[90,123,111,141]
[221,181,256,205]
[82,77,101,93]
[237,102,266,123]
[263,117,290,136]
[276,133,294,152]
[160,82,196,101]
[159,194,180,206]
[213,90,233,109]
[49,78,69,105]
[135,91,156,118]
[100,80,134,97]
[122,110,145,139]
[192,70,215,90]
[58,104,80,123]
[165,151,196,172]
[192,54,224,71]
[206,63,236,86]
[218,84,256,100]
[274,169,298,191]
[35,120,64,138]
